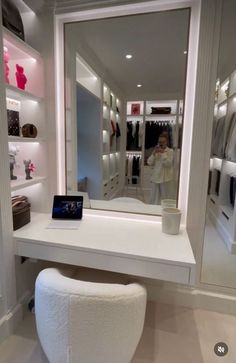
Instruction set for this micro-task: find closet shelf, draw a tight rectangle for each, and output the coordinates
[145,114,177,117]
[11,176,46,191]
[126,114,144,117]
[126,151,142,154]
[209,194,219,204]
[3,26,42,60]
[6,84,43,103]
[221,205,234,219]
[8,136,44,143]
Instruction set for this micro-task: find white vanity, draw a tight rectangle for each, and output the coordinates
[14,210,195,284]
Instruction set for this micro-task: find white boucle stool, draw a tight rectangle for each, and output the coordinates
[35,268,147,363]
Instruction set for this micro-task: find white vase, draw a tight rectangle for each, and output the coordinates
[162,207,181,235]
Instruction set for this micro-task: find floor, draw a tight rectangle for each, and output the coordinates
[0,302,236,363]
[201,216,236,289]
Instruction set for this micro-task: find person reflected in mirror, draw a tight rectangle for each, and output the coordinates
[147,134,174,205]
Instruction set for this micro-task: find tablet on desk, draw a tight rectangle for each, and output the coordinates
[46,195,83,230]
[52,195,83,220]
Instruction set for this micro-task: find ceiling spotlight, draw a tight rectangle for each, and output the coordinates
[126,54,132,59]
[184,50,188,55]
[137,84,142,88]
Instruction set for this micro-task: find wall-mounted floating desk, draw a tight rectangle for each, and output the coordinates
[14,210,195,284]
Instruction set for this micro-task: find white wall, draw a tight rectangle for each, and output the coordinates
[0,2,58,337]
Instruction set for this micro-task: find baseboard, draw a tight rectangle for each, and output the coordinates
[145,281,236,315]
[0,290,32,344]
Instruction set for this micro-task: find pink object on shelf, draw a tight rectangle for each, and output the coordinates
[15,64,27,90]
[3,46,10,84]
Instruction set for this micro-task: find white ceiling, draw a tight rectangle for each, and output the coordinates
[65,9,190,99]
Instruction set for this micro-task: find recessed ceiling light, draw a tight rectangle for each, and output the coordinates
[137,84,142,88]
[126,54,132,59]
[184,50,188,55]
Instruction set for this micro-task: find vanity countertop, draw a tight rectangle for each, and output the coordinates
[14,210,196,284]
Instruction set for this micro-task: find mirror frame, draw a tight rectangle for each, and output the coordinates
[55,0,201,224]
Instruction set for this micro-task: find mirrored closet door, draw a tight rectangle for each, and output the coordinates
[201,0,236,289]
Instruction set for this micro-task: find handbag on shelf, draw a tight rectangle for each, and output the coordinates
[11,195,31,230]
[2,0,25,40]
[22,124,38,138]
[7,110,20,136]
[151,107,171,114]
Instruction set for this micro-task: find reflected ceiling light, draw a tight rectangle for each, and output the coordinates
[126,54,132,59]
[137,84,142,88]
[184,50,188,55]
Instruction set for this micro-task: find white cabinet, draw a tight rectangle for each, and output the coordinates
[3,27,49,212]
[208,70,236,253]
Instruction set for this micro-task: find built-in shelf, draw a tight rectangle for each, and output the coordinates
[11,176,46,191]
[6,84,42,103]
[8,136,44,143]
[126,114,144,117]
[209,194,219,204]
[126,151,142,154]
[3,26,41,60]
[145,113,177,117]
[221,205,234,219]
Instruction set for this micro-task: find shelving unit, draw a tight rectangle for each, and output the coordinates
[102,83,122,200]
[208,69,236,253]
[125,99,182,201]
[3,27,49,213]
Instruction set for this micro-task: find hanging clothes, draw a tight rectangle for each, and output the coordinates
[126,122,134,150]
[230,176,236,206]
[125,154,142,185]
[116,122,121,137]
[145,121,173,149]
[134,122,140,149]
[225,113,236,161]
[110,120,116,146]
[212,116,225,157]
[126,121,142,150]
[132,156,140,184]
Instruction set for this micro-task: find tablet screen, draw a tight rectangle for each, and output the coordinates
[52,195,83,220]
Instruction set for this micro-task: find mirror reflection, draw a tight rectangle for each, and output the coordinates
[201,0,236,288]
[64,9,190,214]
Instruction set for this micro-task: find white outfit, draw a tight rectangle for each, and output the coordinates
[147,147,174,204]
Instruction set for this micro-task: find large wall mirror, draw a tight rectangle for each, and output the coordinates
[64,8,190,214]
[201,0,236,289]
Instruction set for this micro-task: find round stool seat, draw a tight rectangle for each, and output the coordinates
[35,268,147,363]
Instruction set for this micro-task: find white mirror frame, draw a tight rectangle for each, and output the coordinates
[55,0,201,224]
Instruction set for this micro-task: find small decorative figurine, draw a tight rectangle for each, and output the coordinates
[9,144,19,180]
[3,46,10,84]
[24,160,35,180]
[15,64,27,90]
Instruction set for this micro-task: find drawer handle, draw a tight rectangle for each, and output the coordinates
[210,198,215,204]
[222,211,229,220]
